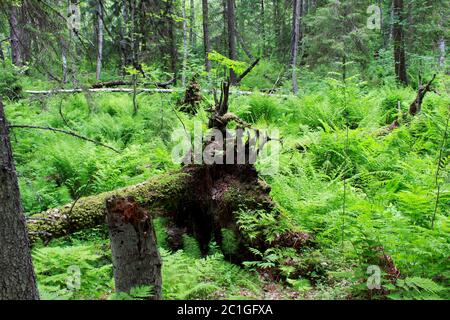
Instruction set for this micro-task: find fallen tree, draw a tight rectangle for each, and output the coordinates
[24,88,289,97]
[25,88,181,95]
[91,78,176,89]
[27,171,191,244]
[27,79,310,262]
[27,165,282,261]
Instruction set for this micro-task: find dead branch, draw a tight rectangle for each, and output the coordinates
[409,74,437,116]
[8,125,120,153]
[91,78,175,89]
[236,58,261,84]
[384,74,437,133]
[24,88,289,97]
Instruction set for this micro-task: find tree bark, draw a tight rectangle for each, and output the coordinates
[189,0,196,48]
[438,37,446,69]
[118,1,128,76]
[61,38,68,84]
[131,0,139,68]
[168,0,178,84]
[9,4,22,66]
[96,1,104,81]
[290,0,302,94]
[260,0,266,56]
[0,41,5,65]
[236,30,254,60]
[202,0,212,73]
[393,0,408,85]
[226,0,238,84]
[182,0,189,87]
[18,2,31,64]
[0,101,39,300]
[106,196,162,300]
[273,0,281,56]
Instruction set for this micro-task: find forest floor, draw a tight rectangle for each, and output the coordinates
[5,73,450,300]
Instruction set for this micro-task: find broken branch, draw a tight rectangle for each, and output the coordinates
[236,58,261,84]
[8,125,120,153]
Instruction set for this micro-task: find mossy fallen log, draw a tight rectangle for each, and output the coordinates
[27,165,311,261]
[27,171,191,244]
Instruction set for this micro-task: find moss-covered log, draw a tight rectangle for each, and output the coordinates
[27,171,191,244]
[26,165,278,258]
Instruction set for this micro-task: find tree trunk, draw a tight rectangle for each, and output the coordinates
[260,0,266,56]
[189,0,196,48]
[202,0,212,73]
[438,37,446,69]
[96,1,104,81]
[222,0,228,57]
[61,38,68,84]
[226,0,238,84]
[118,1,128,76]
[290,0,302,94]
[27,171,191,244]
[182,0,188,87]
[0,101,39,300]
[9,4,22,66]
[19,3,31,64]
[273,0,281,56]
[389,1,394,41]
[130,0,138,68]
[0,41,5,65]
[168,0,178,84]
[106,196,162,300]
[138,0,148,54]
[393,0,408,85]
[236,31,254,60]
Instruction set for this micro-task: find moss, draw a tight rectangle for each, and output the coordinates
[28,171,191,245]
[222,180,273,211]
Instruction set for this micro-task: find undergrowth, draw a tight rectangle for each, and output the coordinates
[4,73,449,300]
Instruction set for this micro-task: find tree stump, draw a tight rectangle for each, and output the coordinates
[106,196,162,300]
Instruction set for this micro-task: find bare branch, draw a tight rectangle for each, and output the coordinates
[8,125,120,153]
[236,58,261,84]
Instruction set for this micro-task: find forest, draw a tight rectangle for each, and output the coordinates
[0,0,448,302]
